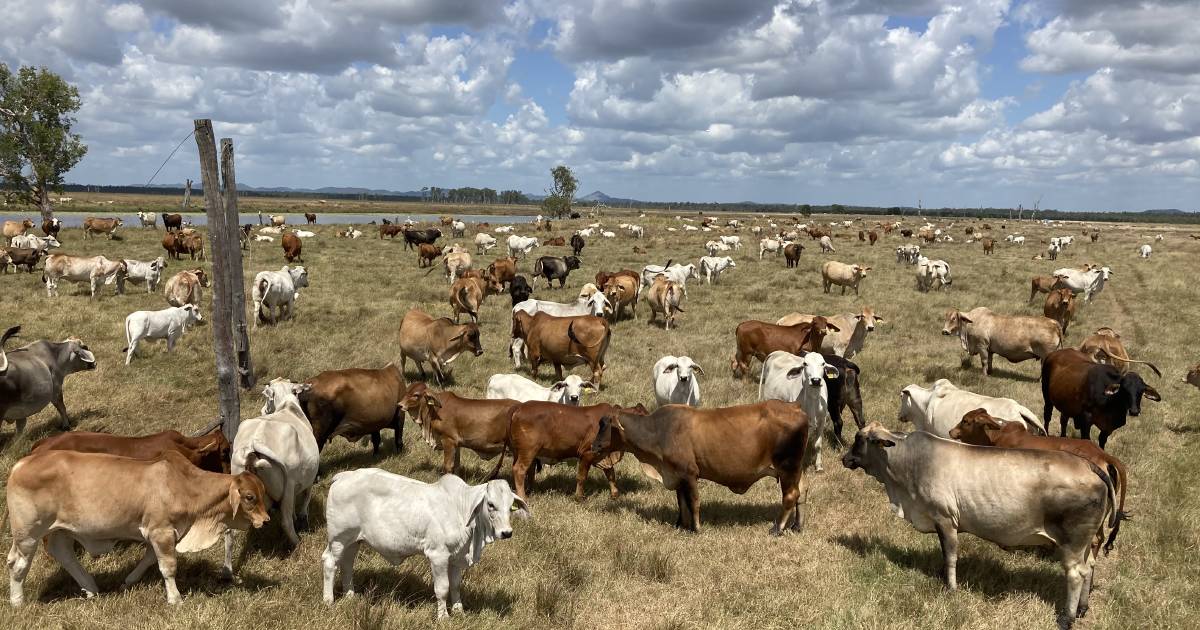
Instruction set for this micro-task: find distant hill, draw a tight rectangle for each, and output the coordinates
[1141,208,1192,214]
[577,190,640,206]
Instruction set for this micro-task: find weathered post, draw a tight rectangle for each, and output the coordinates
[220,138,255,391]
[195,120,245,441]
[182,178,193,211]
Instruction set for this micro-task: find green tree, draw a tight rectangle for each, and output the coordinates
[542,164,577,218]
[799,203,812,217]
[830,203,845,214]
[0,65,87,221]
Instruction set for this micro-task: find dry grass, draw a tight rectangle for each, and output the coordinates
[2,201,1199,629]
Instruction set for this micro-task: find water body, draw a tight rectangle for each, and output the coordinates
[0,212,537,228]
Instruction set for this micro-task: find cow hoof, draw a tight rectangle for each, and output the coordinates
[451,603,464,614]
[1056,613,1074,630]
[1076,604,1089,619]
[769,526,784,538]
[296,515,310,531]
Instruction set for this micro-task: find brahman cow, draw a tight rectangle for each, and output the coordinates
[1077,327,1161,376]
[1044,288,1078,335]
[759,351,839,470]
[450,273,504,323]
[821,261,870,295]
[228,378,320,550]
[9,234,60,252]
[0,328,96,434]
[731,316,839,378]
[532,255,582,289]
[508,275,533,306]
[163,268,209,307]
[486,373,594,406]
[570,233,585,256]
[282,231,303,263]
[759,237,786,259]
[843,423,1117,630]
[43,254,127,298]
[510,311,610,386]
[6,450,269,606]
[942,307,1062,376]
[397,308,484,384]
[775,307,883,359]
[652,355,703,407]
[136,211,157,228]
[252,266,309,327]
[818,235,835,253]
[82,217,123,239]
[299,364,406,454]
[3,218,34,242]
[507,234,540,259]
[123,304,203,365]
[380,224,405,239]
[1030,274,1059,302]
[487,257,517,287]
[644,274,684,330]
[699,255,736,283]
[1053,265,1113,303]
[31,426,231,474]
[915,257,951,292]
[1041,348,1160,449]
[1138,244,1151,258]
[590,400,816,535]
[602,274,638,321]
[949,408,1128,552]
[402,382,521,473]
[443,251,472,283]
[119,256,167,293]
[321,472,524,618]
[639,261,698,298]
[897,378,1043,437]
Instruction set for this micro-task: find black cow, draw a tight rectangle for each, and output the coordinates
[3,248,41,273]
[403,227,442,250]
[820,354,864,446]
[570,233,586,257]
[162,213,183,232]
[1041,348,1161,449]
[532,255,582,289]
[509,275,534,306]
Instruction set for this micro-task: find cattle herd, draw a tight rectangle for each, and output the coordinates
[1,210,1197,628]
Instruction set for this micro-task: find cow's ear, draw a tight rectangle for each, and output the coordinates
[425,396,442,409]
[228,481,242,519]
[550,381,567,391]
[826,322,841,332]
[1143,386,1162,402]
[580,381,597,391]
[662,363,677,373]
[1104,382,1121,396]
[873,315,885,322]
[786,367,806,380]
[868,436,896,448]
[824,365,841,380]
[690,364,704,375]
[957,314,973,324]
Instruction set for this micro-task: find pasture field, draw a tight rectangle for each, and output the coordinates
[2,210,1199,630]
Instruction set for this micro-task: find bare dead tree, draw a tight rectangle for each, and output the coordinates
[181,178,192,211]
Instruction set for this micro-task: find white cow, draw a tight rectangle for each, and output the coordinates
[254,234,275,242]
[639,262,698,298]
[9,234,60,252]
[819,236,835,253]
[683,225,698,232]
[719,235,741,249]
[507,235,539,259]
[704,240,730,256]
[225,378,320,567]
[252,266,309,327]
[474,233,497,254]
[42,254,127,298]
[699,256,736,284]
[451,220,466,237]
[1138,244,1152,258]
[898,379,1043,437]
[294,230,316,238]
[136,212,157,228]
[321,472,524,618]
[758,351,838,470]
[652,355,703,407]
[486,373,594,405]
[119,257,167,293]
[259,226,283,235]
[1052,265,1112,303]
[575,228,595,238]
[123,304,202,365]
[628,225,644,238]
[601,230,616,238]
[915,257,952,292]
[494,225,514,234]
[759,238,785,259]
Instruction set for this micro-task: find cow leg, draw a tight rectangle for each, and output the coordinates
[222,531,236,579]
[573,457,592,501]
[601,463,619,499]
[124,546,158,586]
[8,536,39,607]
[167,331,177,353]
[771,472,803,536]
[296,486,313,531]
[46,532,99,599]
[125,338,138,365]
[442,440,457,475]
[934,522,959,590]
[673,487,688,528]
[1043,400,1055,434]
[685,479,701,532]
[369,431,381,455]
[512,457,530,502]
[279,480,301,546]
[1058,551,1088,630]
[552,362,564,381]
[52,391,72,430]
[448,561,465,614]
[321,539,358,603]
[429,554,452,619]
[1077,564,1095,619]
[1078,417,1093,441]
[985,352,994,375]
[146,528,182,604]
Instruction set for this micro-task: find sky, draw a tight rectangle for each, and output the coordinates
[1,0,1197,211]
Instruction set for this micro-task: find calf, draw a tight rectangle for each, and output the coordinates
[301,364,406,454]
[282,231,303,263]
[402,382,522,473]
[398,308,484,384]
[163,268,209,307]
[982,237,995,254]
[450,273,504,323]
[731,316,839,378]
[417,243,442,267]
[380,224,405,239]
[1042,348,1160,449]
[532,255,581,289]
[119,256,167,293]
[652,355,703,407]
[843,424,1117,630]
[1044,288,1077,335]
[645,274,684,330]
[821,261,870,295]
[123,304,203,365]
[31,427,231,474]
[511,311,610,386]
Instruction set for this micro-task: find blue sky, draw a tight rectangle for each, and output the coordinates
[2,0,1196,211]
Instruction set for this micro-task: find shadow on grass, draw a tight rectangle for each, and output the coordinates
[348,566,517,616]
[1165,422,1200,435]
[37,553,279,603]
[620,494,784,530]
[833,533,1061,605]
[502,460,656,499]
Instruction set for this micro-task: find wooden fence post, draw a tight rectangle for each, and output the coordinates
[195,120,245,441]
[182,178,193,211]
[220,138,255,391]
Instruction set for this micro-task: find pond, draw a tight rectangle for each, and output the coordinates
[0,212,537,228]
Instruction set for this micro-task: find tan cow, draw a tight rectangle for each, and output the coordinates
[644,274,684,330]
[942,307,1062,376]
[821,261,870,295]
[1043,288,1078,335]
[1030,275,1059,303]
[82,217,123,239]
[163,268,209,307]
[1078,327,1161,377]
[6,450,269,606]
[443,251,472,283]
[271,214,286,227]
[775,306,884,359]
[603,274,639,321]
[449,273,504,323]
[511,311,611,387]
[398,308,484,384]
[3,218,34,242]
[42,254,127,298]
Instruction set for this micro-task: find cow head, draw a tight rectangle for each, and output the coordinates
[947,408,1007,445]
[1117,372,1161,416]
[260,378,312,415]
[181,304,204,325]
[61,338,97,373]
[851,265,871,278]
[228,472,270,529]
[452,323,484,356]
[841,422,901,476]
[551,374,595,405]
[941,309,971,336]
[475,479,528,542]
[786,352,837,387]
[290,266,310,289]
[192,268,210,287]
[590,414,625,456]
[587,291,612,317]
[1185,365,1200,389]
[897,384,934,425]
[564,256,582,271]
[856,307,884,332]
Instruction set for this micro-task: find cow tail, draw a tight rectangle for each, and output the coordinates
[1103,462,1129,555]
[532,257,544,278]
[254,278,269,322]
[457,286,476,320]
[487,407,517,481]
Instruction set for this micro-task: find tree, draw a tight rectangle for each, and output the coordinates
[799,203,812,217]
[0,65,87,221]
[542,164,577,218]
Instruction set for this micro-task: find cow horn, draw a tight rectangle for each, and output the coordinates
[190,416,225,437]
[1104,355,1163,378]
[0,325,19,373]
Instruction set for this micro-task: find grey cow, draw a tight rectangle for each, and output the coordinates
[0,326,97,434]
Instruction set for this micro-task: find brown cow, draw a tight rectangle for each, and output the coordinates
[590,400,816,534]
[1186,364,1200,388]
[1041,348,1161,449]
[546,236,566,246]
[1030,274,1058,303]
[595,269,639,293]
[487,256,518,287]
[493,401,648,503]
[41,218,62,238]
[6,450,269,606]
[31,427,231,473]
[82,217,123,239]
[512,311,611,387]
[868,230,878,245]
[857,230,865,242]
[300,364,406,454]
[163,268,209,307]
[304,212,317,225]
[379,224,404,239]
[1043,288,1077,335]
[401,382,521,475]
[731,316,839,378]
[178,231,205,260]
[162,213,183,231]
[2,247,41,273]
[397,308,484,384]
[417,243,443,267]
[948,408,1128,553]
[784,243,804,268]
[603,274,639,321]
[450,273,504,323]
[982,237,995,255]
[1078,327,1161,377]
[3,218,34,241]
[283,231,303,263]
